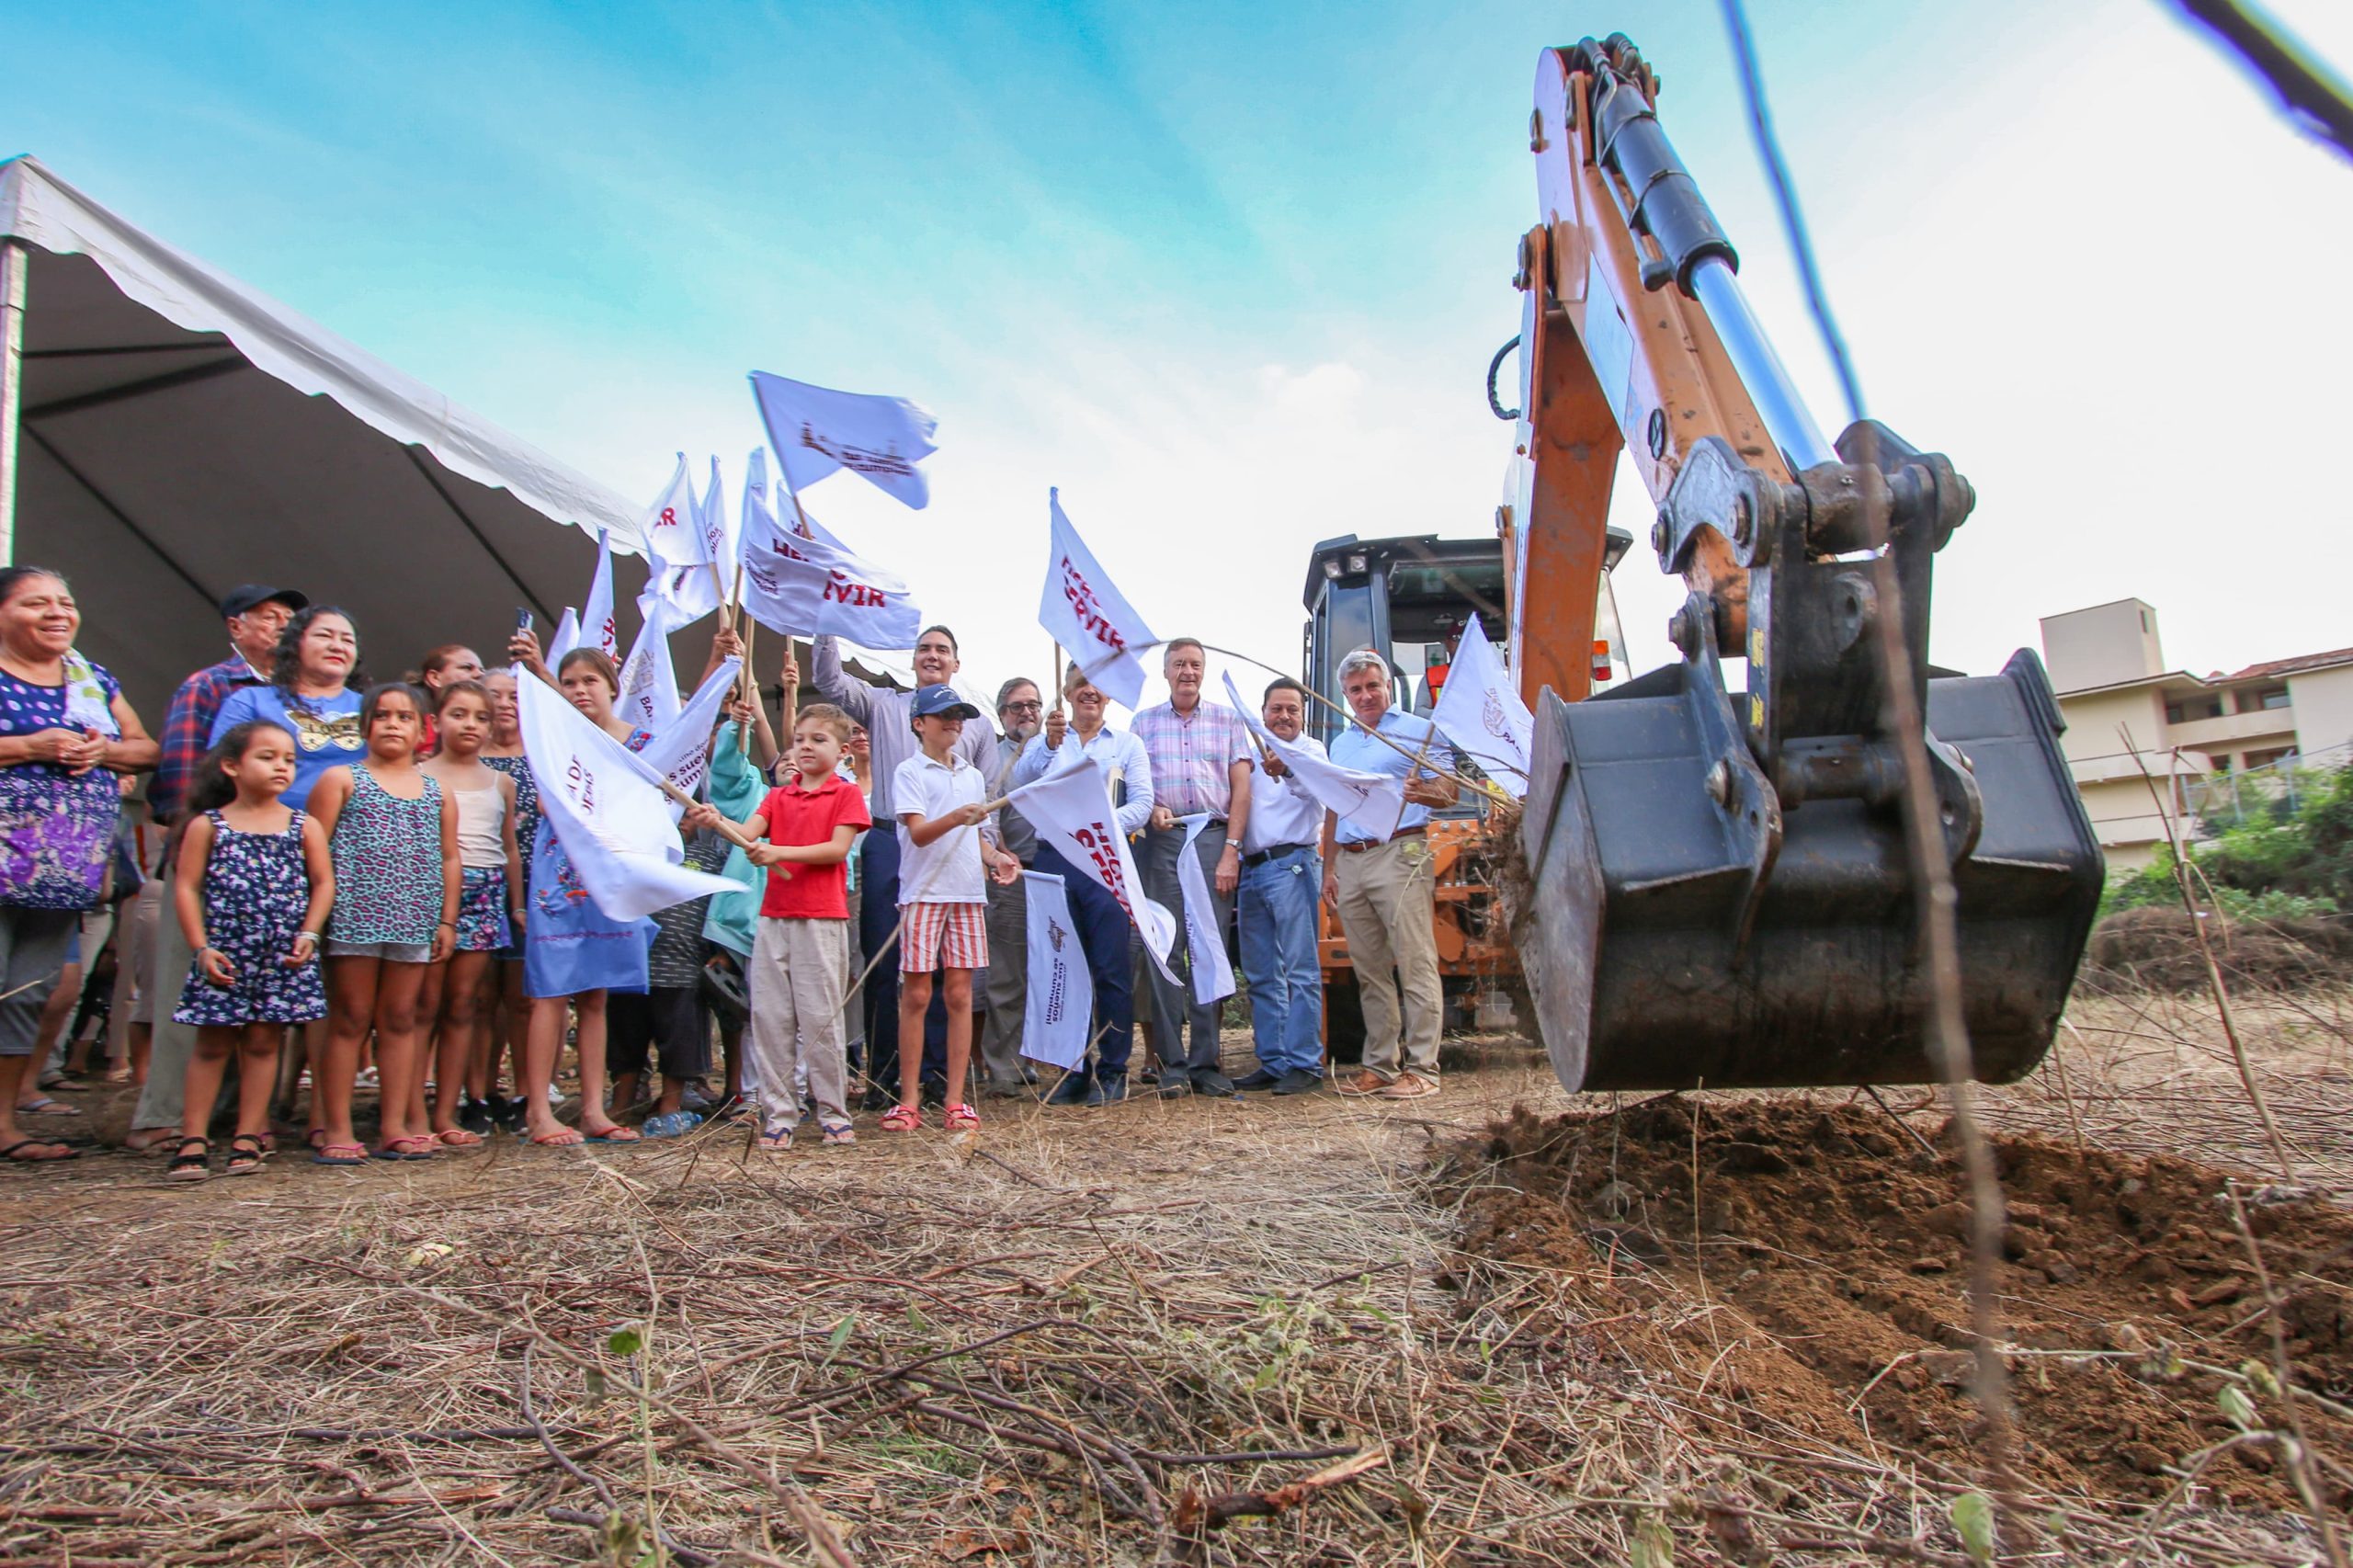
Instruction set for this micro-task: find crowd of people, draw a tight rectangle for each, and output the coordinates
[0,562,1462,1174]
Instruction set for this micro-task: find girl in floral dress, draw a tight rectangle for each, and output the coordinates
[165,722,333,1182]
[306,687,459,1165]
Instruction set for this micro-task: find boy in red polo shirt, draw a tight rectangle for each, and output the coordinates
[695,701,871,1150]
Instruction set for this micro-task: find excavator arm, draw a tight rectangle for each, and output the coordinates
[1503,36,2105,1094]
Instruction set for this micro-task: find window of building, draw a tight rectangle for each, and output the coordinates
[2259,687,2291,710]
[2243,747,2297,770]
[2165,697,2222,724]
[2235,686,2290,714]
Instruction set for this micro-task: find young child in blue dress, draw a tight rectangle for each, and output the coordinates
[165,721,334,1182]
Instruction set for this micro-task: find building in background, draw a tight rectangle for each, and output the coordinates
[2038,599,2353,870]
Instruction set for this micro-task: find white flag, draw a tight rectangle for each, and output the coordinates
[1020,870,1093,1071]
[642,560,719,630]
[515,667,738,919]
[1429,617,1532,798]
[617,608,682,737]
[555,529,618,661]
[638,656,743,804]
[1006,757,1178,980]
[1176,814,1237,1006]
[738,498,924,650]
[694,456,733,573]
[1040,489,1156,710]
[751,370,938,509]
[1221,672,1408,839]
[547,607,583,661]
[641,453,710,569]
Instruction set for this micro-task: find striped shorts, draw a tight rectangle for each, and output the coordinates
[899,901,988,973]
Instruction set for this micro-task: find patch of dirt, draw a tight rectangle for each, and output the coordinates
[1452,1096,2353,1509]
[2083,904,2353,994]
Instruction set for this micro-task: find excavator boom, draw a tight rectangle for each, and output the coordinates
[1505,36,2103,1093]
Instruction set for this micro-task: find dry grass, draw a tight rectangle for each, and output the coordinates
[0,1013,2342,1564]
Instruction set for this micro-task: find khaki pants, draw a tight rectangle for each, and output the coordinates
[130,886,202,1131]
[1333,835,1441,1081]
[748,916,851,1135]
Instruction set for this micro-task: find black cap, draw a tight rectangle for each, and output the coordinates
[220,584,309,619]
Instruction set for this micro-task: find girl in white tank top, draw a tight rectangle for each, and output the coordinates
[419,681,523,1148]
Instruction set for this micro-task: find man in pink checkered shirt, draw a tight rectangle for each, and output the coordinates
[1129,639,1253,1096]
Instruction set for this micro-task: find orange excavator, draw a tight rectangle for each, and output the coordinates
[1498,36,2103,1092]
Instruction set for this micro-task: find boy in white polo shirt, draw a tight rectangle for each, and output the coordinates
[888,685,1019,1131]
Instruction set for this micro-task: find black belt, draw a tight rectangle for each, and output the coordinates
[1241,843,1315,868]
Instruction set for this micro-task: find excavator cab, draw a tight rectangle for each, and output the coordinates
[1503,35,2103,1094]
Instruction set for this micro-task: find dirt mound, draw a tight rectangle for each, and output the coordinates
[2083,904,2353,993]
[1452,1096,2353,1510]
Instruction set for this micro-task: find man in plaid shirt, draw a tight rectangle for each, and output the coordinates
[148,585,306,821]
[1130,638,1252,1096]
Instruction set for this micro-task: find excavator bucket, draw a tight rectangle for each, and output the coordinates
[1512,648,2104,1092]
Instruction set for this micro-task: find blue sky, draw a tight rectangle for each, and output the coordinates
[6,0,2351,702]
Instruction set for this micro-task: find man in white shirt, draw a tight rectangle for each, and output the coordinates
[1233,677,1327,1096]
[1013,666,1156,1105]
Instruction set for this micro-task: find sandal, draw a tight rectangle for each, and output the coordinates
[944,1103,981,1131]
[435,1127,484,1148]
[311,1142,368,1165]
[0,1138,76,1163]
[581,1124,642,1143]
[756,1126,794,1153]
[374,1136,437,1161]
[165,1136,210,1183]
[821,1123,858,1147]
[529,1127,585,1148]
[880,1104,923,1132]
[223,1133,268,1176]
[15,1096,82,1118]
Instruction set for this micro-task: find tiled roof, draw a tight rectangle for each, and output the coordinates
[2210,648,2353,684]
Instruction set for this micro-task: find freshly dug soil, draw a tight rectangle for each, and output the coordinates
[2082,904,2353,994]
[1451,1096,2353,1510]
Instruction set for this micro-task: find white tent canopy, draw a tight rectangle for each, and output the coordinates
[0,154,650,716]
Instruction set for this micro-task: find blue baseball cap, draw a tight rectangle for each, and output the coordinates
[911,683,981,721]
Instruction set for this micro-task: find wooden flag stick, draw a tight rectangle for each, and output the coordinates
[656,776,759,851]
[779,636,799,745]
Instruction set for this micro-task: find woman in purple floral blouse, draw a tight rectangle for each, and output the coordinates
[0,567,158,1162]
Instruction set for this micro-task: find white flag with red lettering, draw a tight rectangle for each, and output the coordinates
[1006,757,1177,980]
[1222,672,1408,838]
[515,666,738,919]
[751,371,938,510]
[736,497,923,649]
[640,454,707,570]
[616,608,682,737]
[1040,489,1155,710]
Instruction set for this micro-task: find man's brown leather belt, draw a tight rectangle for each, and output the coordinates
[1339,825,1426,854]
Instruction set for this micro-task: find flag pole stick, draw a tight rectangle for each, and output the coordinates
[655,776,760,852]
[779,636,799,749]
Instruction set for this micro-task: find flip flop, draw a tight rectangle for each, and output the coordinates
[312,1143,368,1165]
[435,1127,484,1148]
[581,1126,642,1143]
[0,1139,78,1163]
[373,1137,437,1161]
[529,1128,585,1148]
[15,1096,82,1118]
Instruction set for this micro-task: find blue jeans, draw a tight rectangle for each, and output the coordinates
[1237,847,1323,1076]
[1033,844,1135,1078]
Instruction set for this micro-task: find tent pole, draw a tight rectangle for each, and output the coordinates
[0,239,27,568]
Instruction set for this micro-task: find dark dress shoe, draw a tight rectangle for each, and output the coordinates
[1191,1069,1238,1097]
[1231,1068,1281,1090]
[1045,1071,1094,1107]
[1271,1068,1324,1096]
[1093,1073,1130,1105]
[1156,1070,1193,1098]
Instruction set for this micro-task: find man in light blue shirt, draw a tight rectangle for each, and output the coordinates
[1320,648,1458,1100]
[1013,666,1156,1105]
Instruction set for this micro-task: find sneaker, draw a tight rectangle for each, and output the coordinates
[490,1095,528,1133]
[1380,1072,1440,1100]
[1044,1072,1094,1107]
[880,1104,924,1131]
[1272,1068,1324,1096]
[1335,1069,1392,1096]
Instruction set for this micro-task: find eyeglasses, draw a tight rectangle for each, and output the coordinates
[1002,700,1044,714]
